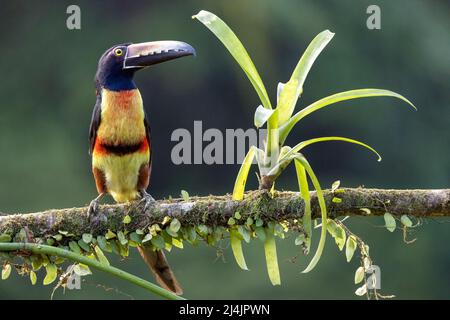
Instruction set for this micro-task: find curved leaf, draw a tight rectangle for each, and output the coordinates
[254,105,275,128]
[279,89,417,144]
[264,231,281,285]
[232,146,256,200]
[230,230,248,270]
[282,136,382,162]
[294,161,311,253]
[295,156,328,273]
[193,10,272,110]
[277,30,335,125]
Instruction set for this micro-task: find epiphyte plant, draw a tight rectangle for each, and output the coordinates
[193,10,416,285]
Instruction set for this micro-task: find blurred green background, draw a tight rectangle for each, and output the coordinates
[0,0,449,299]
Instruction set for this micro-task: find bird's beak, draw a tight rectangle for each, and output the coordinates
[123,41,196,69]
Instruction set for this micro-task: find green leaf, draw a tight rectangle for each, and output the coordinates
[295,234,305,246]
[401,215,413,228]
[345,236,357,262]
[255,218,264,227]
[73,263,92,276]
[68,241,82,254]
[169,218,181,233]
[246,217,254,226]
[162,216,171,226]
[129,232,143,244]
[327,219,346,250]
[232,146,256,200]
[237,225,251,243]
[77,239,91,252]
[227,217,236,226]
[181,190,190,201]
[172,238,184,249]
[331,180,341,192]
[151,235,165,250]
[332,197,342,203]
[354,266,365,284]
[264,231,281,285]
[255,227,266,242]
[43,263,57,285]
[105,230,116,240]
[0,234,12,243]
[94,246,110,266]
[142,233,153,243]
[97,236,112,253]
[277,30,335,126]
[52,234,63,242]
[1,264,12,280]
[295,156,328,273]
[254,105,275,128]
[123,215,132,224]
[82,233,92,244]
[230,230,248,270]
[193,10,272,110]
[279,89,417,144]
[282,136,382,163]
[234,212,241,220]
[384,212,396,232]
[117,231,128,245]
[29,270,37,285]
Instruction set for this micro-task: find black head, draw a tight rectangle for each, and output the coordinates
[95,41,196,91]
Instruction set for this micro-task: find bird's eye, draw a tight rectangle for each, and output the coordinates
[114,48,123,56]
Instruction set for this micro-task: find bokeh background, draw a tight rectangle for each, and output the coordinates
[0,0,449,299]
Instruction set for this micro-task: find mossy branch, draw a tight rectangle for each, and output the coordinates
[1,188,448,239]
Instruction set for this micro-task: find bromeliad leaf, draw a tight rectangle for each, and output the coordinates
[264,231,281,285]
[295,156,328,273]
[254,105,275,128]
[193,10,272,110]
[281,136,382,162]
[294,160,311,253]
[232,146,257,200]
[277,30,335,125]
[277,82,285,103]
[230,230,248,270]
[279,88,417,144]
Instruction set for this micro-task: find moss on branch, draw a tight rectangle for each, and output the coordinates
[0,188,448,240]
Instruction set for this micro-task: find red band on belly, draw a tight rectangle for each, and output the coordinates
[94,138,149,156]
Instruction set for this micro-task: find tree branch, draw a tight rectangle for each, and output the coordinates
[0,188,449,239]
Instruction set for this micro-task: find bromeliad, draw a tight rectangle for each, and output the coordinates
[194,10,416,285]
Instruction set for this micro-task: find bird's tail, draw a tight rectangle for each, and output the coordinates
[137,246,183,295]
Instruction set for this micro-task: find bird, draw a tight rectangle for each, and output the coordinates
[88,40,195,295]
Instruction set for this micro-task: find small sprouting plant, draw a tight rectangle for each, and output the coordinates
[193,10,416,285]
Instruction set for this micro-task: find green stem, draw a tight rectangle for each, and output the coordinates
[0,242,185,300]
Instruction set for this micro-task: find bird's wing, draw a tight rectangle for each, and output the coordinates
[89,95,102,155]
[144,111,152,163]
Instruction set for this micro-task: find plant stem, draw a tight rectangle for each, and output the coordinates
[0,242,185,300]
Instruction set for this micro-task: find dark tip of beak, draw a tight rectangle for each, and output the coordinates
[123,41,195,69]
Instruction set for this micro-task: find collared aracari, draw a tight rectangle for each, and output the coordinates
[88,40,195,295]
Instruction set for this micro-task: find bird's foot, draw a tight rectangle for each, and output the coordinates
[139,190,156,212]
[87,194,104,219]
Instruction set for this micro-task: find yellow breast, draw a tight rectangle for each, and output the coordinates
[96,89,146,145]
